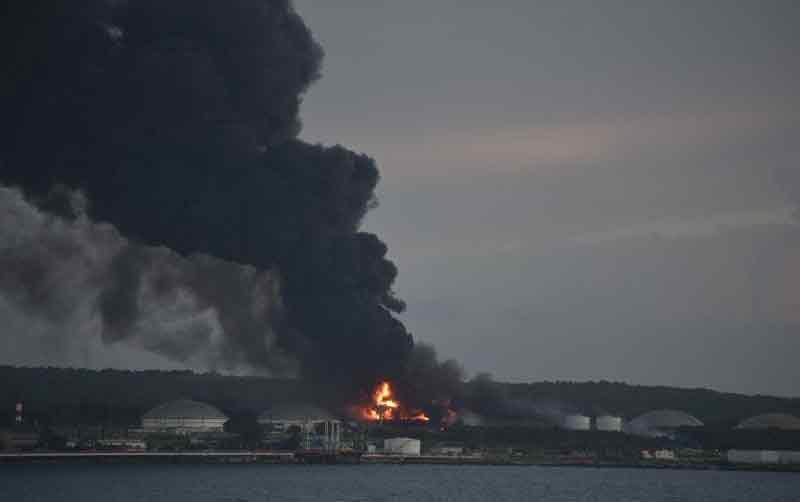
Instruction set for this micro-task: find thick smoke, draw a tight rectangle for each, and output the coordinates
[0,185,294,373]
[0,0,418,396]
[464,373,585,426]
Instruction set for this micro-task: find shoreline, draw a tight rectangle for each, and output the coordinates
[1,451,798,473]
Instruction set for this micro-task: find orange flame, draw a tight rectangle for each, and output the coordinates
[360,381,430,423]
[374,382,400,410]
[410,412,431,422]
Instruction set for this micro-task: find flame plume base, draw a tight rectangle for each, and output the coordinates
[358,381,431,424]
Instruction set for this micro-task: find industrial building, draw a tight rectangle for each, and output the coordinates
[384,437,421,456]
[735,413,800,431]
[141,399,228,434]
[258,404,341,450]
[625,409,703,437]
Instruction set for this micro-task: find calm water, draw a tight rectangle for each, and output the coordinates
[1,464,798,502]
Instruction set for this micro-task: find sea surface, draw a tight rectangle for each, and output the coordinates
[1,464,798,502]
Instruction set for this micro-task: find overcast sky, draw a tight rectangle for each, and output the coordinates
[2,1,797,397]
[291,0,800,396]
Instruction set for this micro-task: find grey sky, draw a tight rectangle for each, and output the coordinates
[2,1,797,397]
[292,0,800,396]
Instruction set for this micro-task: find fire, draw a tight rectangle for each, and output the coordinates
[410,412,431,422]
[375,382,399,411]
[361,381,430,423]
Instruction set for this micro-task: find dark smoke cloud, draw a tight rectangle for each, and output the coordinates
[401,343,464,404]
[464,373,583,425]
[0,0,419,396]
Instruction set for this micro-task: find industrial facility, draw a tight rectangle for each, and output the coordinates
[3,366,800,469]
[258,404,342,450]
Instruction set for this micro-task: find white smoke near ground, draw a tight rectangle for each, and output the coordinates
[0,184,295,375]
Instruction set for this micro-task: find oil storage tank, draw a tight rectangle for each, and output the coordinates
[625,409,703,437]
[142,399,228,434]
[384,437,421,456]
[595,415,623,432]
[563,415,591,431]
[736,413,800,431]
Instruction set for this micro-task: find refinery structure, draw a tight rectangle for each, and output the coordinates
[257,404,343,451]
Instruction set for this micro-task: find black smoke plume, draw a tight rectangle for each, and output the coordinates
[0,0,424,397]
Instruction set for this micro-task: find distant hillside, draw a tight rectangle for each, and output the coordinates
[499,381,800,426]
[1,366,798,427]
[0,366,315,427]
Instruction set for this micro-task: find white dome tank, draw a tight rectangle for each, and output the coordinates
[595,415,623,432]
[142,399,228,433]
[563,414,591,431]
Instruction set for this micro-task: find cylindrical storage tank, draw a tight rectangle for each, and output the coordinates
[595,416,623,432]
[563,415,591,431]
[384,437,421,456]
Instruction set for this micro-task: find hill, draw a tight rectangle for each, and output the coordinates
[1,365,798,428]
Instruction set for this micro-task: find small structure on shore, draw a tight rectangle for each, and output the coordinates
[384,437,421,456]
